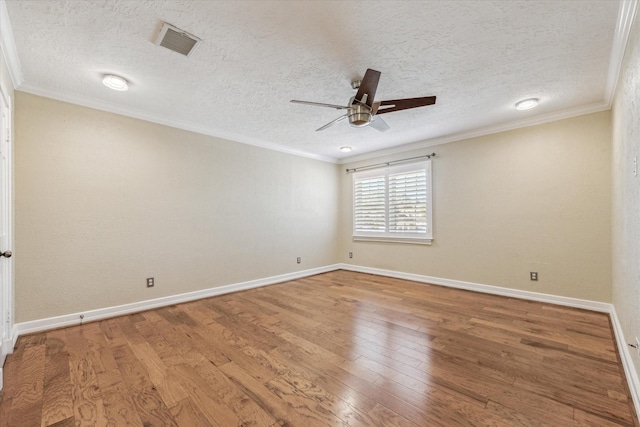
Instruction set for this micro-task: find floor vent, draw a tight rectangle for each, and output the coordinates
[154,22,201,57]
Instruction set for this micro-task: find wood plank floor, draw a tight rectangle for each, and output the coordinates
[0,270,637,426]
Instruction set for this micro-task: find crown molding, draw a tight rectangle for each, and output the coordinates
[605,0,638,107]
[339,101,610,164]
[0,0,23,88]
[339,0,638,165]
[19,73,613,168]
[18,83,338,164]
[5,0,635,166]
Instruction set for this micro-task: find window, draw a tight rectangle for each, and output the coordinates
[353,160,432,244]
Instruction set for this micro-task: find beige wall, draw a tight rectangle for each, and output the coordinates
[12,81,615,321]
[14,92,340,322]
[340,111,612,302]
[612,11,640,380]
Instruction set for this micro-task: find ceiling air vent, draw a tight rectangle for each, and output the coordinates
[154,22,201,57]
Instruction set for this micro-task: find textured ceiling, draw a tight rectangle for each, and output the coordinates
[2,0,627,162]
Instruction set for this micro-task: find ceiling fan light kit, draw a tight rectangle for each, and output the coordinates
[348,103,372,127]
[291,68,436,133]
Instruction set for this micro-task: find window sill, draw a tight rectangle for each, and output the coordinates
[353,235,433,245]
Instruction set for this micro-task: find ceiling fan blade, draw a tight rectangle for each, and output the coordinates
[369,116,390,132]
[354,69,381,108]
[316,114,347,131]
[291,100,350,109]
[375,96,437,115]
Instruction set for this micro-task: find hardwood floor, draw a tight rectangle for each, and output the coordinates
[0,270,637,426]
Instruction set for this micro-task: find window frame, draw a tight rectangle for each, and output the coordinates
[352,160,433,245]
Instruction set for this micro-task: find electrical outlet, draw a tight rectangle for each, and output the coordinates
[530,272,538,281]
[146,277,154,287]
[349,252,353,259]
[296,257,301,264]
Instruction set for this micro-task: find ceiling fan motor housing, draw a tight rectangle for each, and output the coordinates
[348,104,372,127]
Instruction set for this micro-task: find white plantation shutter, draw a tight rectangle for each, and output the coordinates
[389,169,427,233]
[352,161,432,243]
[354,175,386,232]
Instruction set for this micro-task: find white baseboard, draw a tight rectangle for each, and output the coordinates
[13,264,340,337]
[10,263,612,337]
[337,263,611,312]
[609,306,640,419]
[0,338,11,391]
[7,262,640,420]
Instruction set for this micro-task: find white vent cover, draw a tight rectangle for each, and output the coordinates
[154,22,201,57]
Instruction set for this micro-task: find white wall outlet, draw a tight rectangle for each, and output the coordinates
[296,257,301,264]
[146,277,154,287]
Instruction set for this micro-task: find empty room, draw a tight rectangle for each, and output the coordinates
[0,0,639,425]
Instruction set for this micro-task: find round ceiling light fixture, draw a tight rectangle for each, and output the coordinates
[515,98,538,111]
[102,74,129,91]
[340,146,352,153]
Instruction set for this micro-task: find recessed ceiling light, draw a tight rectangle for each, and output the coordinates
[340,146,352,153]
[102,74,129,91]
[515,98,538,110]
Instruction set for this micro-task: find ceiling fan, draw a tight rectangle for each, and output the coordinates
[291,68,436,132]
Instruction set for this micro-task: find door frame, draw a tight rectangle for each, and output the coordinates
[0,79,14,390]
